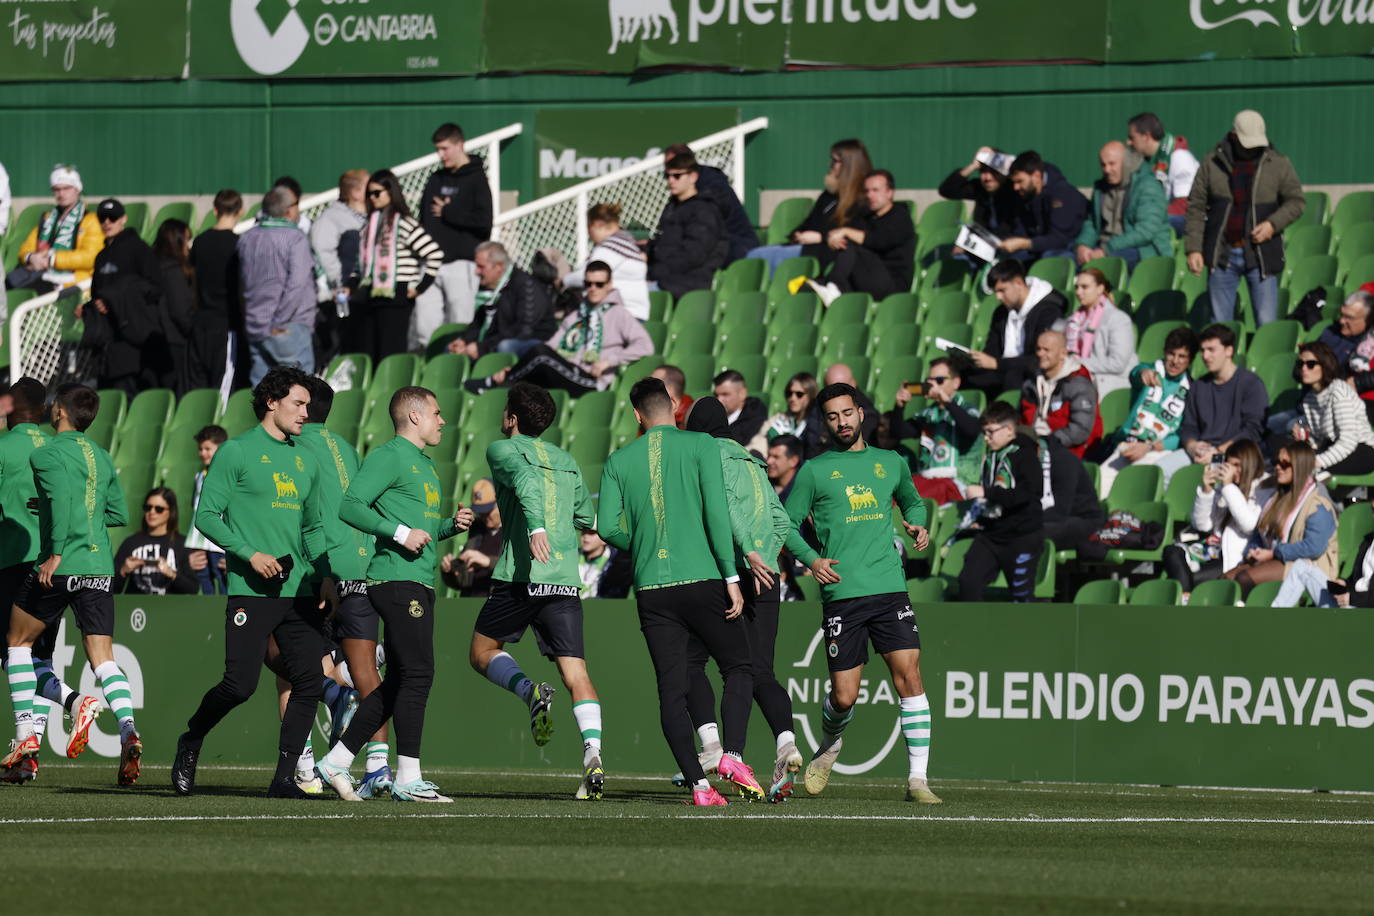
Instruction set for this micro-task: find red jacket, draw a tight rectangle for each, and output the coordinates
[1020,361,1102,458]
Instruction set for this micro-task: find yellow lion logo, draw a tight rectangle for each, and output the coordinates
[423,480,440,509]
[273,472,298,499]
[846,484,879,512]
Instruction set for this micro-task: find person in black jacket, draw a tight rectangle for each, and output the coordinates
[114,487,203,596]
[665,143,759,264]
[965,259,1068,396]
[153,218,196,395]
[189,189,242,392]
[999,151,1089,261]
[1041,435,1106,553]
[958,402,1044,602]
[416,122,493,349]
[938,146,1026,239]
[810,169,915,301]
[647,152,728,299]
[453,241,555,359]
[712,369,768,448]
[79,198,163,395]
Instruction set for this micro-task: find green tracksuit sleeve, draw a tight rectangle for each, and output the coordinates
[597,462,629,552]
[103,466,128,528]
[29,446,72,549]
[194,441,252,562]
[573,468,595,532]
[488,440,546,530]
[784,463,821,568]
[340,455,402,541]
[894,470,927,528]
[697,435,736,580]
[300,471,325,563]
[767,481,791,558]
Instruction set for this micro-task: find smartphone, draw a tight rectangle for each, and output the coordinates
[273,554,295,582]
[1211,452,1225,465]
[904,382,924,396]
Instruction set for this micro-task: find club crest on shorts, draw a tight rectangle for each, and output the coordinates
[233,610,248,627]
[408,599,424,618]
[827,641,838,658]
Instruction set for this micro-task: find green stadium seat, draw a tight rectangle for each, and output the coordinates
[1285,254,1339,300]
[642,319,668,354]
[580,462,605,499]
[1106,464,1163,511]
[119,202,150,241]
[718,323,767,358]
[665,321,715,357]
[1098,387,1131,437]
[426,322,467,359]
[121,388,174,441]
[4,203,50,267]
[566,428,612,469]
[763,356,819,403]
[155,453,202,534]
[769,294,819,329]
[907,577,947,604]
[918,323,971,358]
[675,353,717,399]
[1129,577,1181,606]
[1189,578,1240,607]
[767,324,819,360]
[170,388,220,430]
[1244,580,1282,607]
[571,389,616,429]
[1286,224,1332,260]
[1289,190,1328,230]
[914,225,958,267]
[870,355,923,412]
[1248,320,1301,363]
[1329,192,1374,244]
[1344,253,1374,291]
[873,324,920,362]
[647,290,672,322]
[768,256,819,295]
[110,460,155,549]
[765,197,815,246]
[667,290,715,331]
[1338,503,1374,578]
[324,352,373,392]
[1126,255,1177,302]
[918,259,971,298]
[1336,222,1374,283]
[1081,256,1127,296]
[1028,256,1074,295]
[219,388,257,438]
[1164,463,1205,530]
[873,293,919,330]
[922,289,972,327]
[819,293,871,341]
[1132,291,1188,330]
[145,201,196,244]
[717,289,768,327]
[469,352,518,380]
[819,330,869,367]
[424,388,465,462]
[420,352,467,390]
[713,258,766,293]
[819,354,870,391]
[325,389,365,446]
[916,198,964,234]
[1104,501,1171,564]
[613,356,664,399]
[717,353,766,393]
[1074,579,1124,604]
[369,353,420,394]
[357,404,396,454]
[86,389,128,452]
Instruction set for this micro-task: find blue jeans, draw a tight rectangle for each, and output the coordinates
[248,323,315,386]
[495,338,544,358]
[1113,247,1142,269]
[746,244,803,279]
[195,551,228,595]
[1273,558,1335,608]
[1209,246,1278,325]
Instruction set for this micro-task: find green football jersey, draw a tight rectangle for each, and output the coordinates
[0,423,49,568]
[296,423,372,582]
[716,437,790,570]
[487,434,595,588]
[30,430,128,577]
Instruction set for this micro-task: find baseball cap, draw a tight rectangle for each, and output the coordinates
[471,477,497,513]
[1232,110,1269,149]
[96,198,125,222]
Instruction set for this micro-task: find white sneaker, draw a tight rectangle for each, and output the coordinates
[700,744,723,776]
[805,279,842,307]
[773,741,803,788]
[295,772,325,795]
[804,737,843,796]
[315,759,362,801]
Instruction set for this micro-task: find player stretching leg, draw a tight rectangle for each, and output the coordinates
[470,383,605,799]
[783,383,941,804]
[598,378,761,806]
[317,387,473,803]
[2,384,142,785]
[171,367,333,799]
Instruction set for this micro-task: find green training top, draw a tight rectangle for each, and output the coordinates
[340,434,460,587]
[716,437,791,571]
[598,424,736,590]
[487,434,595,588]
[0,423,49,568]
[784,445,927,603]
[296,423,372,582]
[194,425,326,598]
[29,429,128,576]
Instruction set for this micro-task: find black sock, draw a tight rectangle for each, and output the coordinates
[63,693,79,714]
[272,749,298,783]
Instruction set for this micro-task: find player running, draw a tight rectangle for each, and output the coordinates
[783,382,941,804]
[172,366,333,799]
[677,396,798,801]
[469,383,605,800]
[316,386,474,803]
[597,378,762,807]
[2,383,142,786]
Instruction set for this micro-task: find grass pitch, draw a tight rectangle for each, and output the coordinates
[6,762,1374,915]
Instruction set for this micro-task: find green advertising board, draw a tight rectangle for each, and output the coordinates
[16,596,1374,794]
[0,0,186,80]
[534,107,739,197]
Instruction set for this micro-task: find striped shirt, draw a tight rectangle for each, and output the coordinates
[1300,379,1374,468]
[355,214,444,294]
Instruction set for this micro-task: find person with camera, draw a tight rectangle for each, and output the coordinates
[1161,440,1269,599]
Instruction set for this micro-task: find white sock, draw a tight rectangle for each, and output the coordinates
[697,722,720,751]
[7,647,36,739]
[31,700,50,743]
[365,741,389,771]
[485,652,534,703]
[296,735,315,777]
[397,754,422,785]
[334,661,355,689]
[324,741,354,770]
[900,694,932,780]
[93,660,137,740]
[775,729,796,753]
[573,700,602,760]
[692,778,710,793]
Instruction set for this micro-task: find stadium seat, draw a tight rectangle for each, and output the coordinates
[1290,190,1329,230]
[369,353,420,394]
[170,388,219,431]
[4,203,49,267]
[674,353,717,398]
[1329,191,1374,244]
[717,290,768,329]
[718,353,766,392]
[571,389,616,429]
[769,294,819,329]
[764,356,819,402]
[426,322,467,359]
[818,294,871,345]
[907,578,947,604]
[1074,579,1125,605]
[1164,462,1205,531]
[918,323,971,358]
[119,202,150,241]
[1126,256,1177,303]
[665,321,715,357]
[1028,256,1074,296]
[1106,464,1162,510]
[1336,222,1374,283]
[921,289,972,327]
[1248,320,1301,363]
[1189,578,1240,607]
[641,319,668,354]
[915,225,959,266]
[1345,253,1374,291]
[768,256,819,294]
[1097,387,1131,437]
[1284,254,1339,300]
[767,323,819,360]
[324,353,373,393]
[87,389,128,451]
[566,427,612,469]
[1129,577,1181,606]
[916,199,964,234]
[120,388,174,441]
[870,355,923,411]
[469,352,518,380]
[1132,291,1188,330]
[219,388,257,438]
[613,356,664,399]
[325,389,365,445]
[425,388,465,462]
[765,197,815,246]
[918,259,971,299]
[1104,501,1171,564]
[1081,256,1127,296]
[421,352,467,390]
[1285,224,1333,260]
[357,403,395,454]
[155,453,201,533]
[1337,502,1374,578]
[718,323,767,358]
[145,201,196,244]
[647,290,672,323]
[818,323,868,361]
[1244,580,1283,607]
[667,290,715,331]
[714,258,766,293]
[873,293,919,330]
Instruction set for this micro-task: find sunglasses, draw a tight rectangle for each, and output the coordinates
[143,504,168,513]
[925,377,948,385]
[829,156,842,165]
[664,171,689,180]
[786,390,807,398]
[1295,359,1320,369]
[366,188,386,198]
[1274,459,1293,470]
[585,280,609,288]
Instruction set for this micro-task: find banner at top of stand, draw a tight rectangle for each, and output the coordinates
[0,0,187,79]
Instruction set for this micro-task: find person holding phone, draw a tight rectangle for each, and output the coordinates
[113,488,201,595]
[888,357,983,505]
[1161,440,1269,598]
[173,366,331,799]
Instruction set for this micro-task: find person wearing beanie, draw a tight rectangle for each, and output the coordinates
[6,165,103,296]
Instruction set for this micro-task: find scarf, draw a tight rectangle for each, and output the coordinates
[257,216,298,231]
[38,201,84,251]
[915,393,981,481]
[580,549,612,599]
[359,212,400,300]
[1065,301,1108,359]
[559,298,608,364]
[1279,481,1319,545]
[474,266,513,340]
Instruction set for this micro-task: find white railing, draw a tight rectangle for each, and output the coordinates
[493,117,769,269]
[7,279,93,386]
[234,122,524,233]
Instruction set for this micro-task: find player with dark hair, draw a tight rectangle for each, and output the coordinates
[598,378,762,806]
[3,383,140,786]
[172,366,332,799]
[316,386,475,802]
[469,382,607,799]
[783,382,940,804]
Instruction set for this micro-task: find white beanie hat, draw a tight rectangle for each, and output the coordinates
[49,164,82,191]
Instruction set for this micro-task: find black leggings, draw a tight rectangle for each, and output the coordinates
[505,344,599,396]
[685,577,792,741]
[185,596,327,772]
[1161,545,1224,593]
[367,295,414,363]
[825,244,897,300]
[958,534,1042,602]
[337,581,435,759]
[1324,443,1374,477]
[637,579,753,784]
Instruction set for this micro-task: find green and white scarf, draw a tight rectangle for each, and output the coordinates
[38,201,84,251]
[915,392,982,484]
[474,265,513,340]
[359,212,399,300]
[558,298,608,364]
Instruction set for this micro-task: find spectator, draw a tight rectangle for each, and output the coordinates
[465,260,652,397]
[1041,434,1106,554]
[747,139,874,277]
[807,169,916,303]
[79,199,162,395]
[449,241,555,360]
[646,151,727,300]
[189,189,242,395]
[664,142,759,264]
[578,529,632,600]
[1126,112,1201,236]
[959,401,1044,602]
[762,371,822,458]
[1294,342,1374,476]
[1159,323,1269,482]
[889,358,983,505]
[270,176,311,233]
[114,487,202,595]
[1020,329,1102,458]
[713,369,768,447]
[1332,512,1374,608]
[767,433,803,499]
[152,218,196,394]
[1319,289,1374,373]
[1185,109,1305,325]
[937,145,1024,239]
[238,185,316,384]
[441,477,503,598]
[998,151,1089,261]
[651,364,694,427]
[348,168,443,363]
[311,168,369,358]
[6,165,101,297]
[1223,440,1335,597]
[1065,267,1138,398]
[563,203,650,321]
[1098,326,1199,495]
[1162,439,1268,597]
[965,259,1068,395]
[417,122,493,345]
[1074,140,1171,269]
[185,424,228,595]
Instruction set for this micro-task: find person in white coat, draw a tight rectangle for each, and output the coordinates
[1064,267,1137,399]
[563,202,649,321]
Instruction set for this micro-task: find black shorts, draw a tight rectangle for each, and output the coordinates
[821,591,920,673]
[475,581,585,660]
[1,564,56,659]
[13,571,115,638]
[331,581,379,642]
